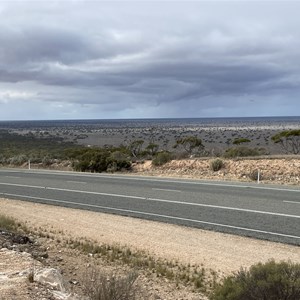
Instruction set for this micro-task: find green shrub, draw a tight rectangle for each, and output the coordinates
[210,159,224,172]
[152,152,172,166]
[210,260,300,300]
[106,151,131,172]
[145,143,159,156]
[68,147,132,173]
[71,149,110,172]
[232,138,251,145]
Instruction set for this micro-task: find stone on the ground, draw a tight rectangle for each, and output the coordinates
[34,268,66,292]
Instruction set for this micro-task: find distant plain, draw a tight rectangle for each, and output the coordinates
[1,116,299,155]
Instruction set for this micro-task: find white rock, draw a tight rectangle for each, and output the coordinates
[34,268,65,292]
[51,290,80,300]
[0,274,9,282]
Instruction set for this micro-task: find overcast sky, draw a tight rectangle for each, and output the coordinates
[0,1,299,120]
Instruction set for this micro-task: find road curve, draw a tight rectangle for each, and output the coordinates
[0,168,299,245]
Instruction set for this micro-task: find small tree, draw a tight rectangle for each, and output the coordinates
[147,127,157,144]
[232,138,251,145]
[271,129,300,154]
[174,136,204,156]
[128,140,144,157]
[145,143,159,156]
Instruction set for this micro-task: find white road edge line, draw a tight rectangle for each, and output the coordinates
[2,192,300,241]
[284,200,300,205]
[152,188,181,193]
[0,182,299,219]
[67,181,87,184]
[2,169,300,193]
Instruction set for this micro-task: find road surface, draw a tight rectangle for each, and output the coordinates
[0,168,299,245]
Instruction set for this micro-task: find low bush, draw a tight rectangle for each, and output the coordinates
[82,268,140,300]
[8,154,28,165]
[68,238,212,293]
[210,260,300,300]
[106,151,131,172]
[68,147,132,173]
[210,159,224,172]
[152,151,172,166]
[72,149,110,172]
[0,214,17,231]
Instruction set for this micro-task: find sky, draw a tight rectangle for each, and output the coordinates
[0,0,299,120]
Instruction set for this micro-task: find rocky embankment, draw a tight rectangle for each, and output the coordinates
[0,231,80,300]
[5,157,300,186]
[132,157,300,185]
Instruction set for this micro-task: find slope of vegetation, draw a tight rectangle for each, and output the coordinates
[0,130,77,164]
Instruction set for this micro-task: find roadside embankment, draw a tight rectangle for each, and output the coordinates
[131,157,300,185]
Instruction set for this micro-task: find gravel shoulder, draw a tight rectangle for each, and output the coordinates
[1,197,299,275]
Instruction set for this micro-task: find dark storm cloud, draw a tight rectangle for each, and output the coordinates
[0,1,299,119]
[0,27,95,65]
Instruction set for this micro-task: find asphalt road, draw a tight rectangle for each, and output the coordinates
[0,168,299,245]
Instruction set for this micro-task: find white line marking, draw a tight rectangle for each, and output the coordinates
[5,176,20,179]
[284,201,300,205]
[1,169,300,193]
[67,181,87,184]
[146,197,300,219]
[152,188,181,193]
[2,192,300,241]
[0,182,299,219]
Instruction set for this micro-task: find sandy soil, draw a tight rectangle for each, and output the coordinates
[1,198,299,276]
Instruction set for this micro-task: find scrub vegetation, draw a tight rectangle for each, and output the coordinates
[0,126,299,172]
[0,129,76,165]
[210,260,300,300]
[0,214,18,231]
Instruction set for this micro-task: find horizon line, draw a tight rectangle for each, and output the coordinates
[0,115,300,123]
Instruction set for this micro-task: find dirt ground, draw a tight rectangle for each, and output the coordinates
[1,196,300,299]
